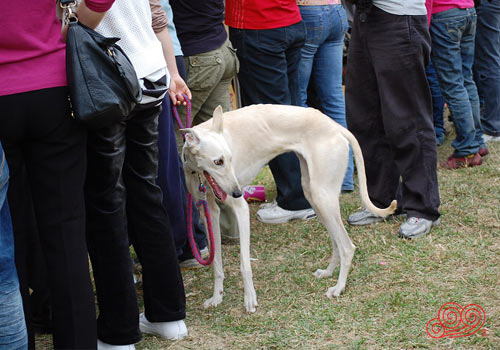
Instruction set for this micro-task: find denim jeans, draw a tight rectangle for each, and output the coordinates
[425,60,445,143]
[430,7,485,157]
[230,21,311,211]
[474,0,500,137]
[0,142,28,350]
[298,5,354,191]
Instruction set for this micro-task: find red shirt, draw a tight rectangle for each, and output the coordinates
[225,0,302,30]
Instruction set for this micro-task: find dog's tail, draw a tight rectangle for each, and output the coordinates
[339,128,397,218]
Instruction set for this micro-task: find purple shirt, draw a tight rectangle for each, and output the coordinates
[0,0,114,96]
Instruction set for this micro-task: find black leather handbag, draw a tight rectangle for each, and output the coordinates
[63,1,142,129]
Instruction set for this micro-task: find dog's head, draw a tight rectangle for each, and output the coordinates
[181,106,241,202]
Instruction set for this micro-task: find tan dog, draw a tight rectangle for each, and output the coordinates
[181,104,396,313]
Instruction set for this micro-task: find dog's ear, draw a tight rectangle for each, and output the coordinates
[180,128,201,151]
[211,105,224,134]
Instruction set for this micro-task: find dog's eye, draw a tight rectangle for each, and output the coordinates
[214,158,224,166]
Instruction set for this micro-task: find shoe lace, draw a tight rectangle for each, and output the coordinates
[408,217,421,224]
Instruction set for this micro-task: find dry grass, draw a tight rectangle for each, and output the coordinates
[37,132,500,350]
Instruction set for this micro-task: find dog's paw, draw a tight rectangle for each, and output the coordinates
[313,269,333,279]
[244,290,258,313]
[203,294,223,309]
[325,284,345,299]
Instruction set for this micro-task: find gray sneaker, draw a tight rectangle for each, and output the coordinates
[347,208,404,226]
[179,247,209,270]
[398,217,440,239]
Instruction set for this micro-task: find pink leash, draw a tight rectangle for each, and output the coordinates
[172,94,215,266]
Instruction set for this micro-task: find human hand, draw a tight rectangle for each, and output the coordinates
[169,74,192,106]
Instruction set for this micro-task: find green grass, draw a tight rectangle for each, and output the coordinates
[36,130,500,350]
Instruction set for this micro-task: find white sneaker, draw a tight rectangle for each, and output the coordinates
[484,134,500,143]
[97,340,136,350]
[257,204,316,224]
[139,313,188,340]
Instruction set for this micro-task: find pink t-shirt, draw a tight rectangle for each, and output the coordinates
[0,0,114,97]
[427,0,474,20]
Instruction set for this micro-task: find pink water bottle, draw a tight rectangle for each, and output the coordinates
[243,185,266,202]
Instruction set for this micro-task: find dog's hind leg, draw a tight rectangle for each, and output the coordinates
[229,196,258,313]
[297,155,340,280]
[203,195,225,309]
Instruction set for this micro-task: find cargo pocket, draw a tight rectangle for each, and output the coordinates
[186,54,221,91]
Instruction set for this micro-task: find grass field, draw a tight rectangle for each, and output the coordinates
[37,132,499,350]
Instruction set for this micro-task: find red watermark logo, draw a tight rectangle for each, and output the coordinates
[426,303,486,339]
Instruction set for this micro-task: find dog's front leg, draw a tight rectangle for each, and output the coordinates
[203,196,225,309]
[231,197,258,313]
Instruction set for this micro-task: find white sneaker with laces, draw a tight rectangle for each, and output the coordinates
[97,340,136,350]
[256,203,315,224]
[139,313,188,340]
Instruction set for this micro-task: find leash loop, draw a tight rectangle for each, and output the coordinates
[171,93,192,139]
[172,95,215,266]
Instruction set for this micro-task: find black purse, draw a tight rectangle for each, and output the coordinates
[61,0,142,129]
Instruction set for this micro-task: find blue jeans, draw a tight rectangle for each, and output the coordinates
[425,60,445,144]
[474,0,500,137]
[298,5,354,191]
[430,8,485,157]
[0,142,28,350]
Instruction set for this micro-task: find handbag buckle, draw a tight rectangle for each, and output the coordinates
[60,0,78,27]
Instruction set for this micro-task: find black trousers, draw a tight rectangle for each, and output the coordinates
[229,22,311,211]
[345,7,440,220]
[0,87,97,350]
[85,103,186,345]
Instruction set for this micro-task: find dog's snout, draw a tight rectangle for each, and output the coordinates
[232,189,242,198]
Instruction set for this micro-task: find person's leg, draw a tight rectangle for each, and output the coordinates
[230,23,311,212]
[124,104,186,323]
[459,9,485,150]
[2,87,97,349]
[0,142,28,350]
[86,119,140,345]
[426,60,446,144]
[158,97,207,259]
[474,1,500,138]
[367,9,440,220]
[311,5,354,191]
[431,8,481,157]
[171,55,208,253]
[297,5,319,108]
[157,97,191,256]
[189,40,241,241]
[5,152,36,348]
[346,9,401,210]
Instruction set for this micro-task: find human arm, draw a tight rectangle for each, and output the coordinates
[150,0,191,105]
